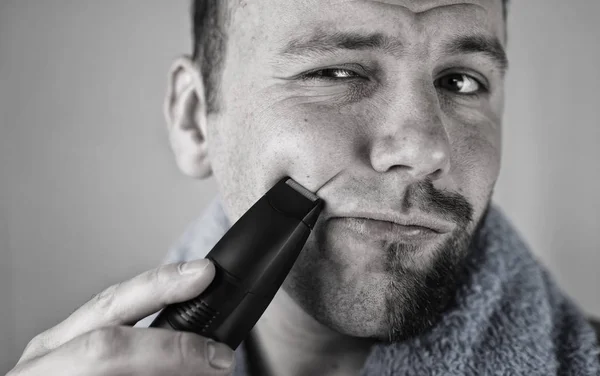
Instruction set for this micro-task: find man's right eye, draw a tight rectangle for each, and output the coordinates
[299,68,362,81]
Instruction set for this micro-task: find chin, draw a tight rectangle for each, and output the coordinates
[282,217,478,343]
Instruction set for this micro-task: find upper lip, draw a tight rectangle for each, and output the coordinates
[331,211,454,234]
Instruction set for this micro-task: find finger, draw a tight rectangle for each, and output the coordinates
[10,326,235,376]
[20,259,215,362]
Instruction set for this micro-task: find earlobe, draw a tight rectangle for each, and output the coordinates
[164,56,212,179]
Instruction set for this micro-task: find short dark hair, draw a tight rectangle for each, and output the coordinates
[191,0,509,114]
[191,0,231,114]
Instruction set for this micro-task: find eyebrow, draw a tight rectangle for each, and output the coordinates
[277,30,404,59]
[275,30,508,74]
[443,34,509,73]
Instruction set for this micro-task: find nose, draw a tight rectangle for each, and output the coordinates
[368,80,451,182]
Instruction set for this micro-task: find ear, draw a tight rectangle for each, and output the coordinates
[164,56,212,179]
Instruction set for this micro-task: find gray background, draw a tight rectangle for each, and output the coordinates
[1,0,599,372]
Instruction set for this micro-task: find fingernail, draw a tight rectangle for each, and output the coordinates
[178,259,211,275]
[207,340,235,369]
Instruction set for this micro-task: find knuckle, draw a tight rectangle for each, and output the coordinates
[23,333,43,353]
[143,264,179,298]
[145,264,172,286]
[21,333,47,359]
[83,326,129,360]
[91,283,120,317]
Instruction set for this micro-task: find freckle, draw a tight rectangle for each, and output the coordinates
[304,118,308,122]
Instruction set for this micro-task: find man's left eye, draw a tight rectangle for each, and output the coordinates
[435,73,485,95]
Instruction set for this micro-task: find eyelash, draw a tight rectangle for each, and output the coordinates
[435,73,489,97]
[299,67,364,82]
[299,67,489,96]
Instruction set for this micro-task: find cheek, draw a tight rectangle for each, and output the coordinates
[447,114,501,215]
[236,101,363,194]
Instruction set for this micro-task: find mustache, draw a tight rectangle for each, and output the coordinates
[404,179,474,228]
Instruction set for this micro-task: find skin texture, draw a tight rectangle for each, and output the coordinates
[165,1,506,374]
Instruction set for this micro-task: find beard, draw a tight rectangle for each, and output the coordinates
[283,179,487,343]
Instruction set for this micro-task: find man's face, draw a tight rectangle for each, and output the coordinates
[203,0,505,341]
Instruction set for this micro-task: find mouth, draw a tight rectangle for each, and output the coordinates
[333,217,446,244]
[326,210,455,244]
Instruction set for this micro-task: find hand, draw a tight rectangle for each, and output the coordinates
[8,259,236,375]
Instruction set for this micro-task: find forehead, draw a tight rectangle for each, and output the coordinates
[230,0,505,50]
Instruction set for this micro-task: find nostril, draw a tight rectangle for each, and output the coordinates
[429,168,443,180]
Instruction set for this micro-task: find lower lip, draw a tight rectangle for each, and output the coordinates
[334,217,442,243]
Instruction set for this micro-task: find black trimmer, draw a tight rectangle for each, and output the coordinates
[150,177,324,349]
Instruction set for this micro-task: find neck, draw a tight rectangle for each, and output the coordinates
[247,288,374,376]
